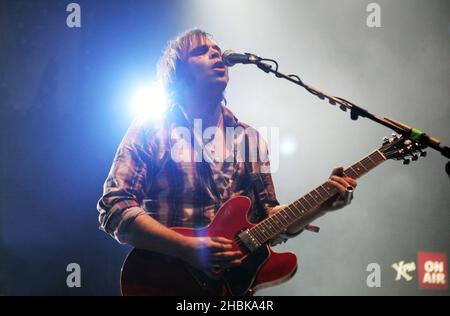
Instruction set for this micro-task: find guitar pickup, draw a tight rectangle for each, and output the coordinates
[237,229,262,252]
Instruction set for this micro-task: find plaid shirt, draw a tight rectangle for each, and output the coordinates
[97,104,281,243]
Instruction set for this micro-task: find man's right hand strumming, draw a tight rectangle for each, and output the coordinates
[181,236,243,276]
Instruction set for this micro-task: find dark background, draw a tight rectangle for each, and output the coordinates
[0,0,187,295]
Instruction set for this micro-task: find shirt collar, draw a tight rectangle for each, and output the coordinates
[166,103,239,128]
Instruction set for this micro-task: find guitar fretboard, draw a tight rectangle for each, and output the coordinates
[248,150,387,244]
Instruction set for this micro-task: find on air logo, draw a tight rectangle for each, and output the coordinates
[418,252,447,290]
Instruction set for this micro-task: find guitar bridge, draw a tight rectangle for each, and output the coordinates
[237,229,261,252]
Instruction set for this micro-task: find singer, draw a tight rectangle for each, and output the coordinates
[97,28,357,295]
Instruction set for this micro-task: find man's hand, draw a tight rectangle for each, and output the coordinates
[267,166,357,216]
[266,166,357,240]
[181,236,243,277]
[320,166,357,212]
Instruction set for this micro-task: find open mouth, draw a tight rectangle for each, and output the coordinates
[212,61,225,70]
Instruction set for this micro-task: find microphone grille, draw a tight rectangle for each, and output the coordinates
[222,49,236,66]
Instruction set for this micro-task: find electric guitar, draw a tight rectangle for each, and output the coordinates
[120,134,426,296]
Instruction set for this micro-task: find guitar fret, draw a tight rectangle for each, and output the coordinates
[353,162,367,176]
[256,222,270,241]
[260,221,271,238]
[264,220,277,235]
[284,206,298,222]
[366,154,377,165]
[371,151,385,164]
[250,226,264,243]
[304,194,318,208]
[259,222,273,241]
[250,227,264,243]
[269,215,284,231]
[344,167,356,178]
[291,201,304,216]
[276,214,287,230]
[311,189,323,204]
[352,165,361,177]
[299,197,312,209]
[277,210,290,226]
[264,219,274,233]
[317,185,330,200]
[361,156,375,169]
[324,183,336,194]
[263,221,275,240]
[294,203,308,220]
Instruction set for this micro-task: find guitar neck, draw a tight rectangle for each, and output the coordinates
[249,149,387,244]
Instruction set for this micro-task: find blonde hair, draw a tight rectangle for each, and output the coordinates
[157,28,214,105]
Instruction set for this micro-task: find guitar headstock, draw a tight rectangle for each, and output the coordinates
[379,133,427,165]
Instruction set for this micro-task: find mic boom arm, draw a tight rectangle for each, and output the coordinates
[230,51,450,168]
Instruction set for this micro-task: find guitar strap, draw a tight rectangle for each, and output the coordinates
[243,133,270,223]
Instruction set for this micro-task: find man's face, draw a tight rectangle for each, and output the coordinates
[185,37,229,93]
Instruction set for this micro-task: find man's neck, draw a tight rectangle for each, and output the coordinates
[182,89,223,128]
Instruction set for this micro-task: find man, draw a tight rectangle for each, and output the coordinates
[97,29,357,277]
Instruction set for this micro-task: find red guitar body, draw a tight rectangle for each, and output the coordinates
[120,196,298,296]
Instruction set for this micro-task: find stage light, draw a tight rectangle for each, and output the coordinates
[280,137,297,156]
[131,82,168,121]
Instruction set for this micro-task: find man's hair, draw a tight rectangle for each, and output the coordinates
[157,28,214,105]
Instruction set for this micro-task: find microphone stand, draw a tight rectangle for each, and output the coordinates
[251,58,450,178]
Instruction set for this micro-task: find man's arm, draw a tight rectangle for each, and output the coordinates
[120,213,189,258]
[97,120,242,271]
[97,120,152,243]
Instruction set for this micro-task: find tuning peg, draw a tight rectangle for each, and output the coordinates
[402,158,411,165]
[420,150,427,157]
[411,154,418,161]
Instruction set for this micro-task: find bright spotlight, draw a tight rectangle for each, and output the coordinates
[280,137,298,156]
[131,82,168,121]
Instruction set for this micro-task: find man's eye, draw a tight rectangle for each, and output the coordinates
[190,46,208,56]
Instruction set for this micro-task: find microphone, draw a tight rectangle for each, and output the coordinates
[445,161,450,180]
[222,50,262,67]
